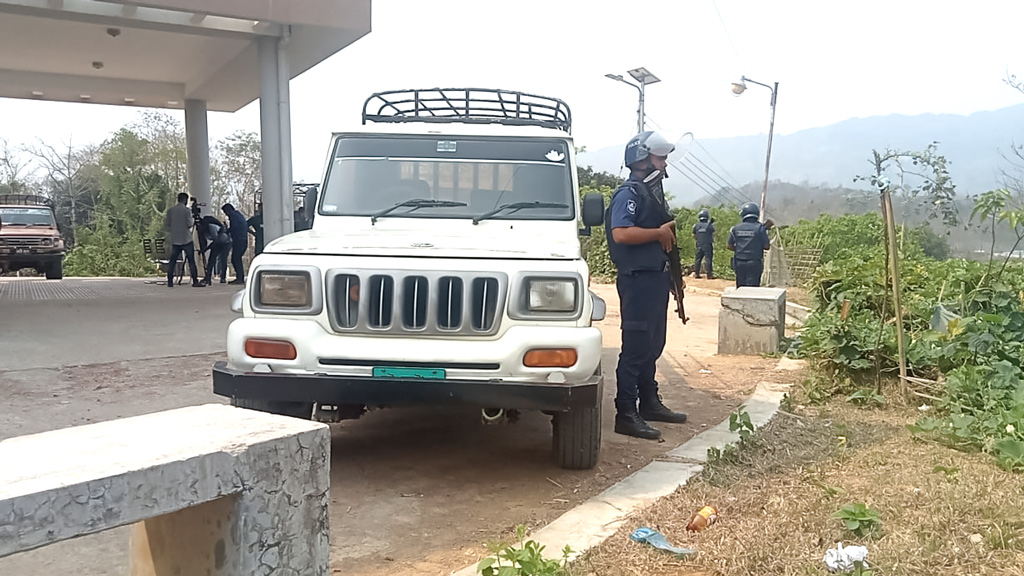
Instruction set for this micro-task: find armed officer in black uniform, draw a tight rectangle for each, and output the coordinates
[727,202,773,287]
[692,209,715,279]
[605,131,690,440]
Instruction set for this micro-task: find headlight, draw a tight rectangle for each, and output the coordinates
[528,279,577,312]
[257,271,312,308]
[40,238,52,247]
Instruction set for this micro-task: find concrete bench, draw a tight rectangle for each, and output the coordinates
[718,287,787,355]
[0,404,331,576]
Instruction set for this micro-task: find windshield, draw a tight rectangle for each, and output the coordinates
[320,136,575,221]
[0,207,56,226]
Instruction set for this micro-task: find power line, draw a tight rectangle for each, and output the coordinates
[710,0,745,71]
[694,140,748,193]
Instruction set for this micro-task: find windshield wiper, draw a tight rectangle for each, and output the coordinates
[472,201,569,225]
[370,199,468,224]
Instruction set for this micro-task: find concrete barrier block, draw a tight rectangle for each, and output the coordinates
[0,404,330,576]
[718,287,787,355]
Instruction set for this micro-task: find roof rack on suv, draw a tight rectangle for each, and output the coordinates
[362,88,572,133]
[0,194,54,208]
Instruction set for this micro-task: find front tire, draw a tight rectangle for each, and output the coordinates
[230,397,314,419]
[45,259,63,280]
[552,403,602,470]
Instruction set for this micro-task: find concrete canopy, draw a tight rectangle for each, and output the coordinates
[0,0,371,111]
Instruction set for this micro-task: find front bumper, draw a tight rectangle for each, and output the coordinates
[213,361,601,411]
[0,251,62,266]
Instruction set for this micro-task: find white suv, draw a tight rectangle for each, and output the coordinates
[213,89,607,469]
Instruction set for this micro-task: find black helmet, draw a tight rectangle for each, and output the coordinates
[698,209,710,222]
[740,202,760,221]
[624,131,675,168]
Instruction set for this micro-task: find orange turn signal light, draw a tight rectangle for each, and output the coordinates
[245,338,297,360]
[523,348,577,368]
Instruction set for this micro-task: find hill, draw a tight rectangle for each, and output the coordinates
[578,104,1024,207]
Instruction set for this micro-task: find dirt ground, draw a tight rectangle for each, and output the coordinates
[0,278,776,576]
[582,394,1024,576]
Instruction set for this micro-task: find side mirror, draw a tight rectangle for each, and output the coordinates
[581,193,605,227]
[304,186,318,225]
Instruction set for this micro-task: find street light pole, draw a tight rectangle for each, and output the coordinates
[732,76,778,222]
[605,67,661,134]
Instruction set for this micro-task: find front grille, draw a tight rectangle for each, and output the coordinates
[327,270,507,336]
[3,237,46,247]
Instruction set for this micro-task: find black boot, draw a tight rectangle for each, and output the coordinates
[639,394,688,423]
[614,411,662,440]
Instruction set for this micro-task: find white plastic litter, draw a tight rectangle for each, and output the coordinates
[823,542,869,573]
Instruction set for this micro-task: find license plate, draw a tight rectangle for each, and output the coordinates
[372,367,445,379]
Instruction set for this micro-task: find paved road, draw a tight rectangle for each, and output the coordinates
[0,276,766,575]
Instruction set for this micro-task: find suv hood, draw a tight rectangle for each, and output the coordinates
[0,225,59,237]
[266,225,581,259]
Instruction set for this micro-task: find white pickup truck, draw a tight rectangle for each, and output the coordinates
[213,88,608,469]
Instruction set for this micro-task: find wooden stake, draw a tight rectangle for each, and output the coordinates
[880,185,908,398]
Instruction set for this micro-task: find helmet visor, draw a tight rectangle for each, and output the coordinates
[644,132,676,157]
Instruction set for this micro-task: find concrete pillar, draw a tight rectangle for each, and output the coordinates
[184,99,212,216]
[717,287,787,355]
[258,35,294,243]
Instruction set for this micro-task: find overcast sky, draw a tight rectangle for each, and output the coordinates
[2,0,1022,181]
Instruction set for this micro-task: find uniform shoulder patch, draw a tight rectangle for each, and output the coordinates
[626,198,637,215]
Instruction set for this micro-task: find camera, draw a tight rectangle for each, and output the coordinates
[189,197,205,224]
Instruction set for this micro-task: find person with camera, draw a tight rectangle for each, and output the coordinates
[163,192,200,288]
[727,202,773,287]
[692,208,716,279]
[199,214,230,285]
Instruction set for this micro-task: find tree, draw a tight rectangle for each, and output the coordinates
[129,111,187,198]
[27,138,101,245]
[211,130,261,212]
[96,128,171,238]
[0,137,34,195]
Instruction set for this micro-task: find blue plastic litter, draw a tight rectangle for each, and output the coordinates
[629,527,697,558]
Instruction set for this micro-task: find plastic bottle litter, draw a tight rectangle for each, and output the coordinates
[685,505,719,532]
[629,527,696,558]
[822,542,869,573]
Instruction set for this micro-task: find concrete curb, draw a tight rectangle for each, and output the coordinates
[449,376,792,575]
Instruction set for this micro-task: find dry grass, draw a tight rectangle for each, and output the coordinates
[579,402,1024,575]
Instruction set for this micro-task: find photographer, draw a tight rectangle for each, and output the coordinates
[199,215,230,285]
[163,192,200,288]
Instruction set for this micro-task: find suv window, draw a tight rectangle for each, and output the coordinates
[0,208,56,226]
[320,136,574,221]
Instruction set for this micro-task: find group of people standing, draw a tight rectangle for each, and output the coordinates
[162,192,254,288]
[690,203,773,287]
[604,130,774,441]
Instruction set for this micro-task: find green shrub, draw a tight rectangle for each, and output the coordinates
[64,218,156,277]
[797,247,1024,467]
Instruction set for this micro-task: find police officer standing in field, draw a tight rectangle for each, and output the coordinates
[692,209,715,279]
[727,202,773,287]
[605,131,690,440]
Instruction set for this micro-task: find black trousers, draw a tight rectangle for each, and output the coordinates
[734,259,763,287]
[167,241,197,286]
[230,238,247,281]
[694,244,714,277]
[205,242,229,283]
[614,270,670,412]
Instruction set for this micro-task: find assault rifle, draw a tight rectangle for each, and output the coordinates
[667,242,689,324]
